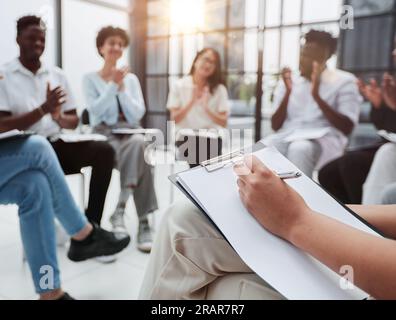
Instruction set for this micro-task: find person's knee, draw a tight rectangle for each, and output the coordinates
[164,200,218,241]
[93,142,115,167]
[375,143,396,161]
[381,184,396,205]
[25,135,54,159]
[288,140,319,161]
[14,171,50,215]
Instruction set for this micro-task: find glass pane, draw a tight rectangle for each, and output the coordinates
[146,77,168,112]
[203,33,226,67]
[148,17,168,37]
[146,114,168,138]
[170,0,204,34]
[204,0,226,30]
[303,0,342,23]
[349,0,395,16]
[148,0,169,17]
[227,74,257,116]
[283,0,302,25]
[0,0,57,66]
[280,27,301,71]
[230,0,259,28]
[62,0,129,108]
[265,0,281,27]
[228,31,258,73]
[263,29,280,73]
[262,74,279,115]
[342,16,394,71]
[100,0,129,8]
[169,36,182,75]
[147,39,168,75]
[183,35,200,74]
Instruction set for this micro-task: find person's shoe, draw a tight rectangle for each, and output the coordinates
[110,210,127,233]
[67,224,130,262]
[94,255,117,264]
[137,220,153,253]
[57,292,75,300]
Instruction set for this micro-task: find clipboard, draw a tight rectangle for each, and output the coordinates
[0,130,35,143]
[169,142,383,300]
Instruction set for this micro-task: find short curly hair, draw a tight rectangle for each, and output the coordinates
[96,26,129,56]
[304,30,338,57]
[17,15,46,36]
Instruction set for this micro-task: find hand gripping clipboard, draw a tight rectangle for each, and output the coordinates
[169,142,383,300]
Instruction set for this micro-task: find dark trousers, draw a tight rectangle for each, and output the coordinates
[176,135,223,169]
[51,140,115,224]
[318,145,382,204]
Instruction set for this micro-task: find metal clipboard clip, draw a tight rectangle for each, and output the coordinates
[201,150,245,173]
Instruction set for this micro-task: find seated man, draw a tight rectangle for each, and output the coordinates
[139,157,396,300]
[0,16,114,226]
[319,76,396,204]
[264,30,361,178]
[0,135,130,300]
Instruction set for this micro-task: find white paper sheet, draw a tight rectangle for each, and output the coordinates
[112,128,160,135]
[58,133,107,143]
[284,128,331,143]
[0,129,24,141]
[178,147,379,300]
[378,130,396,144]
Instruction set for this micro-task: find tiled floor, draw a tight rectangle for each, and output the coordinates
[0,154,190,300]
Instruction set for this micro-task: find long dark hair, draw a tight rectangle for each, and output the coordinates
[189,48,225,94]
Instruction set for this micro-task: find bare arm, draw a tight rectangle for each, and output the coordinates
[0,85,68,133]
[0,110,44,133]
[291,210,396,300]
[235,156,396,300]
[170,101,195,124]
[53,109,79,130]
[271,92,291,131]
[271,68,292,132]
[349,205,396,240]
[313,95,355,136]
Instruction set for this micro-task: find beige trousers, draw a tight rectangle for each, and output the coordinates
[139,200,284,300]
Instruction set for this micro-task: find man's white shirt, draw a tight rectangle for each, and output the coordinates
[265,68,362,169]
[0,58,76,137]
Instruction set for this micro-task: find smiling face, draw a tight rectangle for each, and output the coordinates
[17,25,46,61]
[99,35,126,63]
[193,49,218,79]
[299,42,329,79]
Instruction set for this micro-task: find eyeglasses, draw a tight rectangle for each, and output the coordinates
[199,56,217,66]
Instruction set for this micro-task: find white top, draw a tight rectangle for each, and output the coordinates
[0,58,76,137]
[167,76,230,131]
[83,72,146,127]
[268,68,362,168]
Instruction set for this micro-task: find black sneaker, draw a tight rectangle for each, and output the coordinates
[67,224,130,262]
[57,292,75,300]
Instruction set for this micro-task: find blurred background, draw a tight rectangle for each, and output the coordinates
[1,0,395,142]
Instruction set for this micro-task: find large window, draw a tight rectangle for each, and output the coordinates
[0,0,57,66]
[144,0,344,141]
[62,0,130,109]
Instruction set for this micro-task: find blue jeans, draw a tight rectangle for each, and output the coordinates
[0,135,88,294]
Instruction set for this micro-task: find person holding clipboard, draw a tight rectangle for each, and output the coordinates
[167,48,230,168]
[140,155,396,300]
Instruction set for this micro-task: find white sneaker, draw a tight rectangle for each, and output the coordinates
[94,255,117,264]
[137,220,153,253]
[110,210,127,232]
